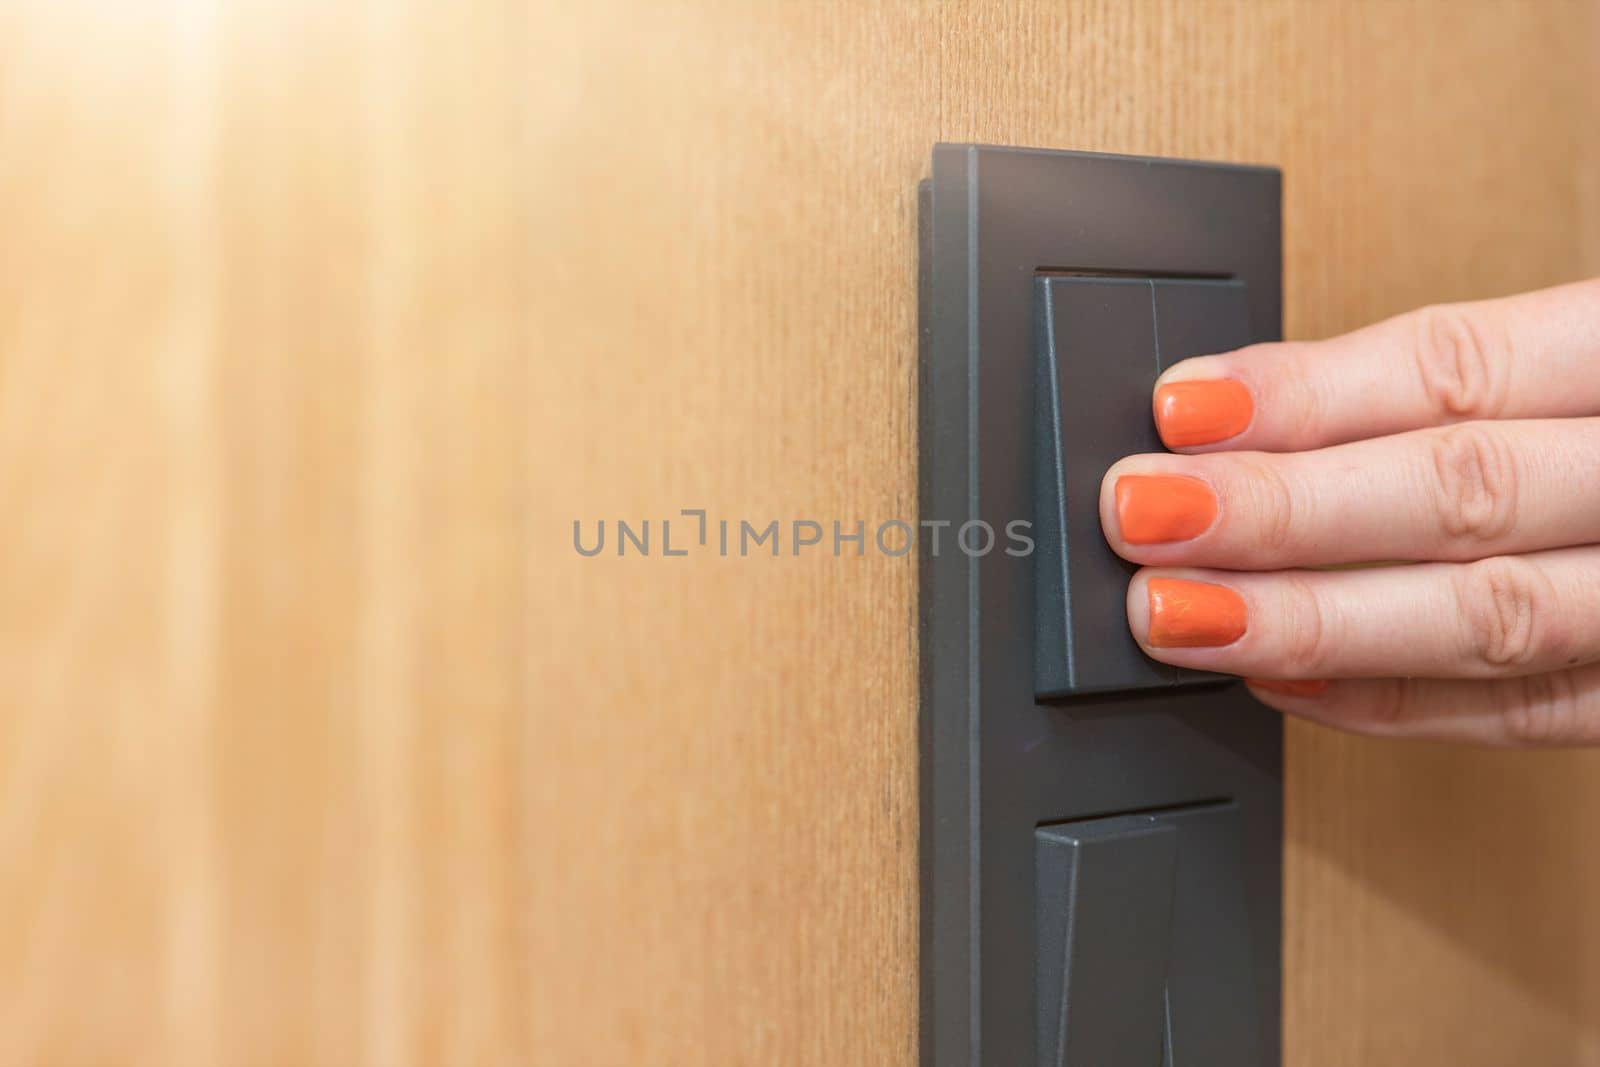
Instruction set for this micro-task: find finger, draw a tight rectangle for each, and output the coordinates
[1244,666,1600,747]
[1124,548,1600,680]
[1151,278,1600,453]
[1100,418,1600,569]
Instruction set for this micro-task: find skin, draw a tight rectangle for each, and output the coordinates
[1100,278,1600,746]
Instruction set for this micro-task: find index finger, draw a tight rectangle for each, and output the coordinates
[1154,278,1600,453]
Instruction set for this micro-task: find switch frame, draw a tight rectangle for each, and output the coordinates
[918,145,1283,1067]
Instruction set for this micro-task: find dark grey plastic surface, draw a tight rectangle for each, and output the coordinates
[1035,816,1177,1067]
[1034,804,1267,1067]
[918,145,1282,1067]
[1156,803,1266,1066]
[1035,275,1251,698]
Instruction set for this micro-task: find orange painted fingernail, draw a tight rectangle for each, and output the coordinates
[1146,578,1248,648]
[1115,475,1218,544]
[1246,678,1331,698]
[1154,379,1254,447]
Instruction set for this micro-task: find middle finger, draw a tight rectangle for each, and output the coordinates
[1101,417,1600,569]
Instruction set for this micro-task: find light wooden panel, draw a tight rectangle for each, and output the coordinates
[0,2,530,1064]
[0,2,1596,1066]
[529,3,931,1065]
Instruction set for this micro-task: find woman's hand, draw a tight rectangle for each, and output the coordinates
[1100,279,1600,745]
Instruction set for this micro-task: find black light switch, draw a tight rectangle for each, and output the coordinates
[1035,816,1177,1067]
[1035,804,1268,1067]
[1153,803,1267,1066]
[1034,275,1251,700]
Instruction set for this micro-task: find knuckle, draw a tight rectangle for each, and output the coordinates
[1278,351,1333,447]
[1501,671,1584,746]
[1413,304,1511,421]
[1455,556,1557,671]
[1349,678,1421,735]
[1280,575,1332,675]
[1236,456,1298,555]
[1428,425,1520,549]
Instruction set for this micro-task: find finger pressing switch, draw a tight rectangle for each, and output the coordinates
[1033,274,1250,699]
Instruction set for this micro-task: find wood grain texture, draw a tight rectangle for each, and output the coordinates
[0,1,1596,1065]
[529,3,930,1065]
[0,2,531,1064]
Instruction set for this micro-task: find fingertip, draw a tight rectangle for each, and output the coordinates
[1098,456,1146,552]
[1125,569,1152,644]
[1098,468,1122,550]
[1111,471,1221,547]
[1152,377,1255,450]
[1244,678,1332,699]
[1099,454,1137,503]
[1154,353,1233,388]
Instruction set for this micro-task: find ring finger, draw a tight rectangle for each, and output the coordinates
[1126,546,1600,680]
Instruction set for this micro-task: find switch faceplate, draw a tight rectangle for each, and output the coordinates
[919,145,1282,1067]
[1035,275,1251,699]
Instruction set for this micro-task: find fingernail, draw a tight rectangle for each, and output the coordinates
[1154,379,1254,447]
[1246,678,1331,698]
[1115,475,1218,544]
[1146,578,1248,648]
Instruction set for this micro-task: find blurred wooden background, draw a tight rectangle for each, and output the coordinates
[0,1,1597,1064]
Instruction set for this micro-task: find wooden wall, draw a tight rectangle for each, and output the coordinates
[0,2,1595,1063]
